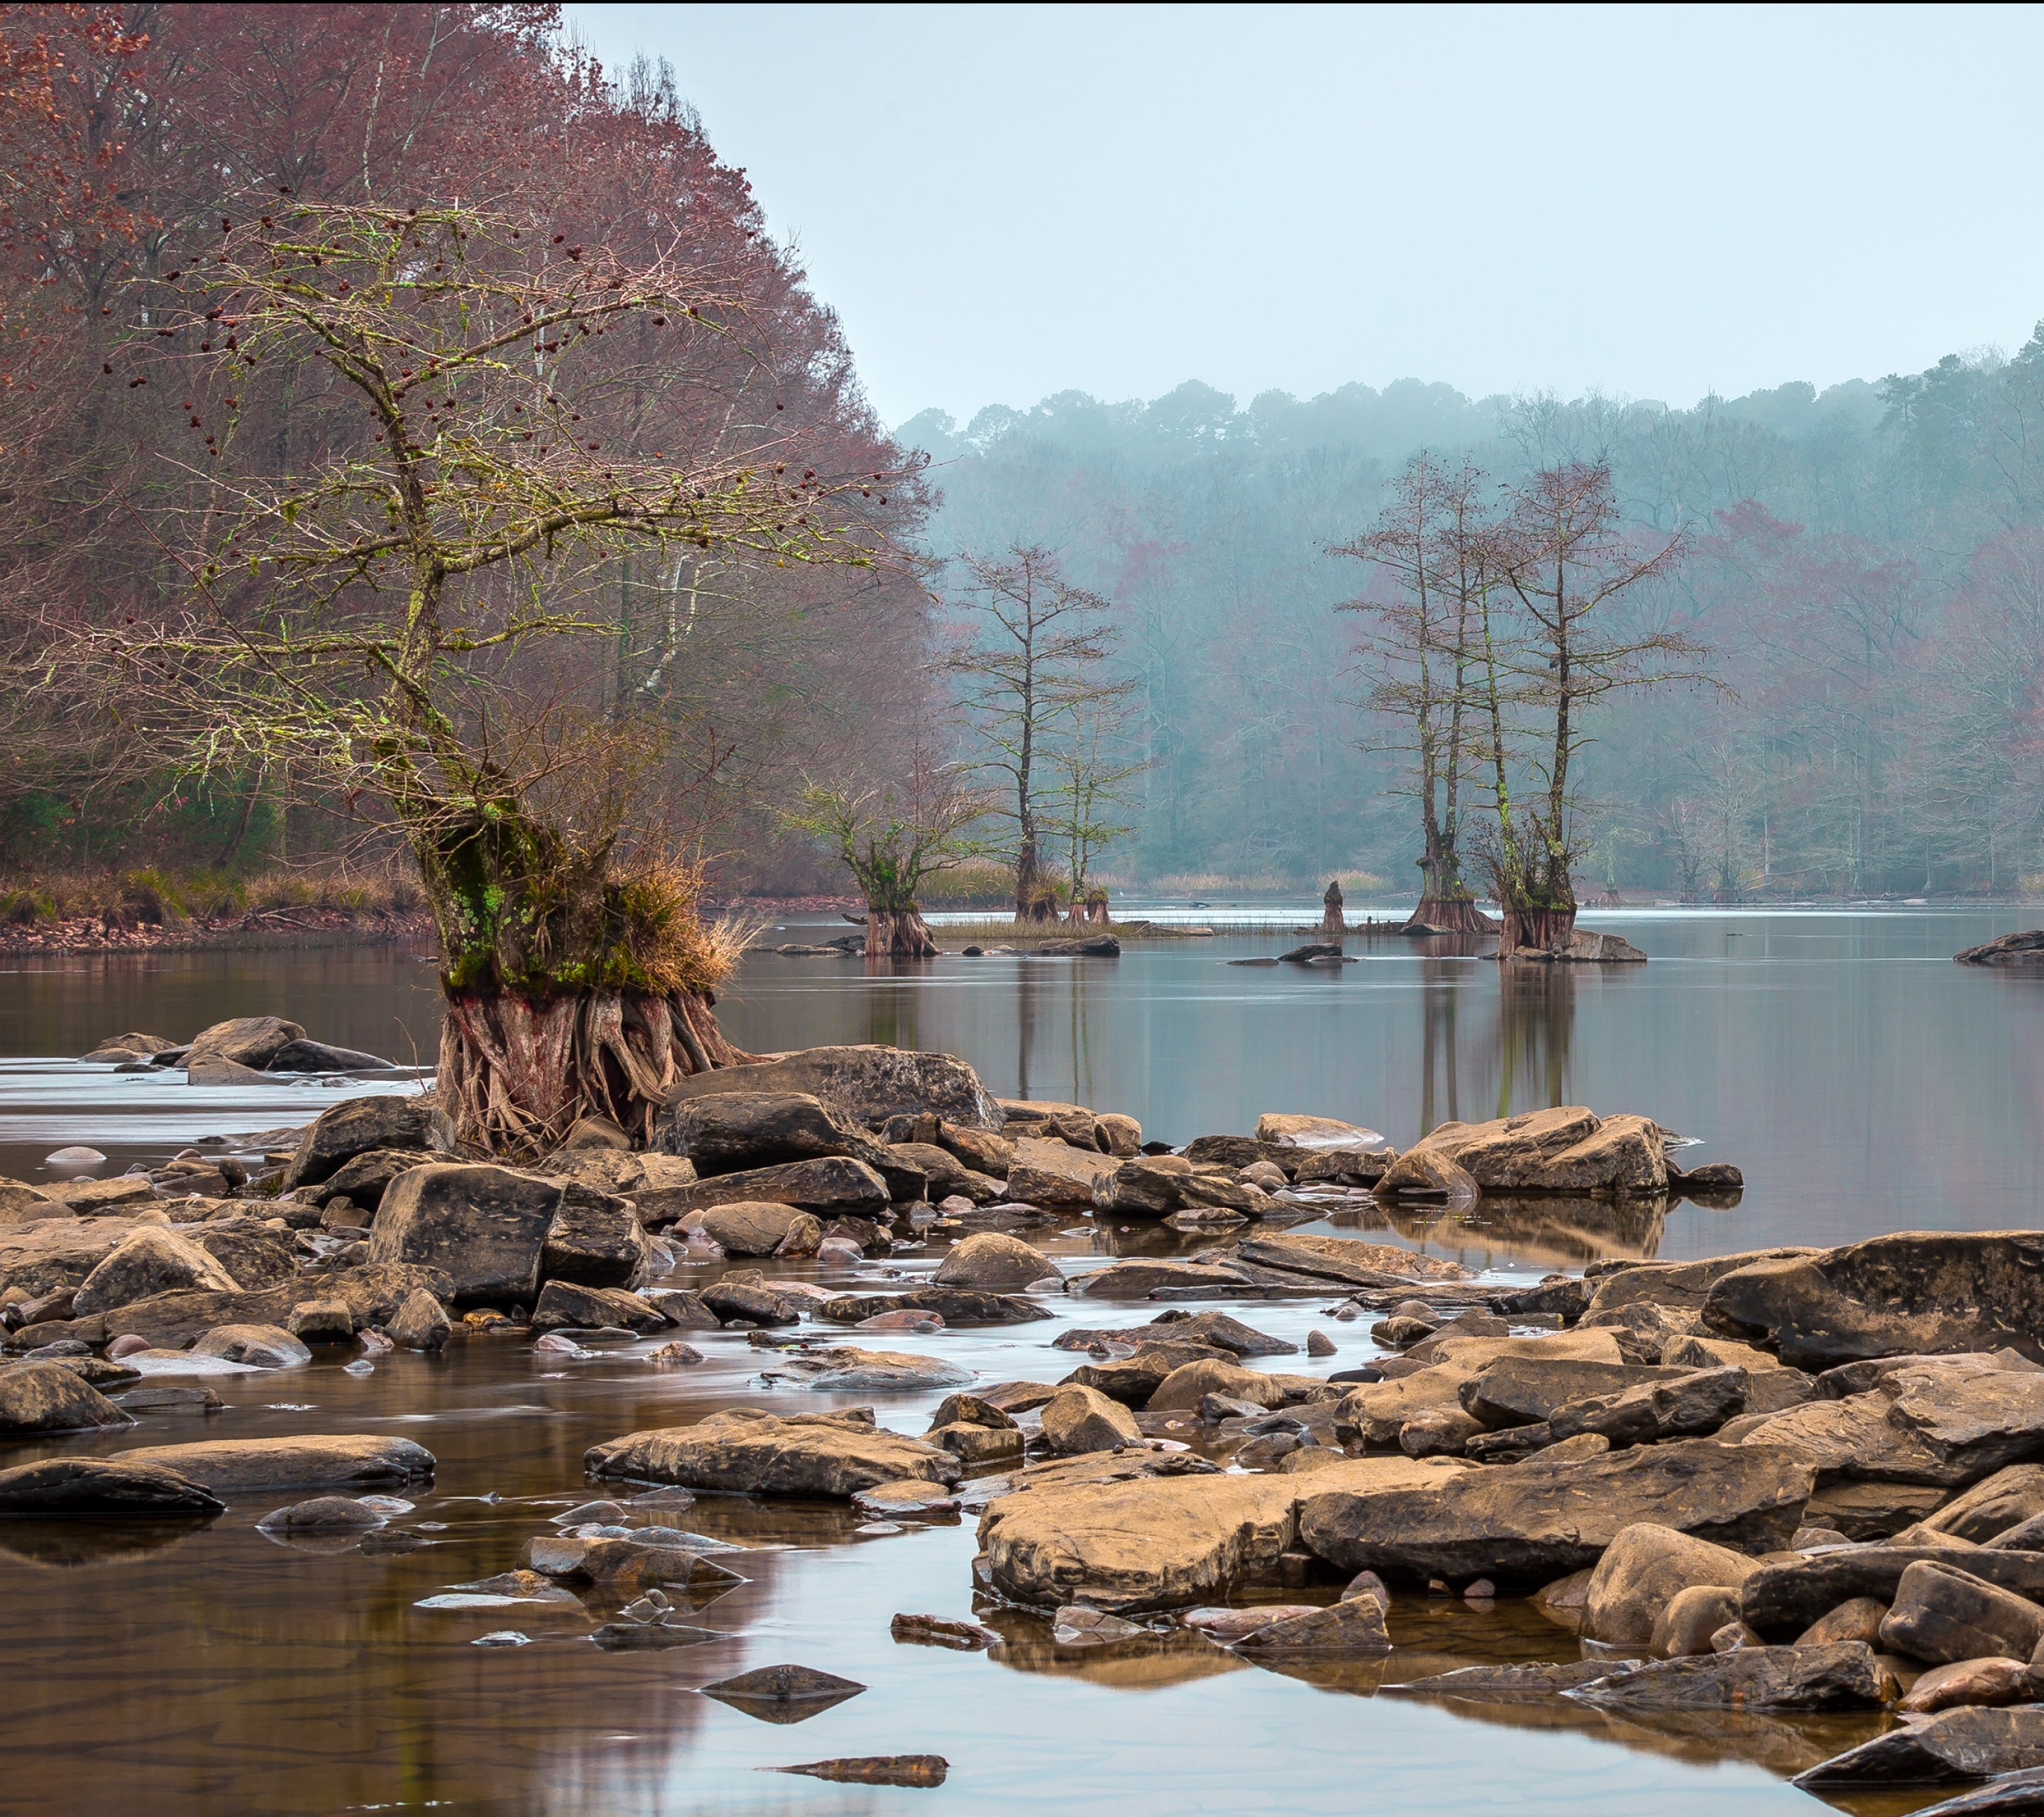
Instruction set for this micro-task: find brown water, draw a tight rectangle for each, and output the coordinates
[1,904,2038,1814]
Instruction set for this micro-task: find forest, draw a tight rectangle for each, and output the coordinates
[0,3,2039,909]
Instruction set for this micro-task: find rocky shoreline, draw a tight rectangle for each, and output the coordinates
[10,1031,2044,1806]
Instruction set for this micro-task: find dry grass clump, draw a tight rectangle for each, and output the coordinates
[608,855,761,995]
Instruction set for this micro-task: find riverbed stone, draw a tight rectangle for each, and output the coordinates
[932,1231,1048,1291]
[190,1223,297,1291]
[678,1160,890,1224]
[366,1163,561,1304]
[1742,1549,2044,1640]
[664,1045,1001,1131]
[657,1090,898,1179]
[1583,1523,1763,1647]
[1093,1155,1193,1217]
[539,1188,649,1288]
[1706,1233,2044,1370]
[586,1407,962,1497]
[1796,1597,1891,1647]
[1072,1260,1253,1297]
[113,1434,436,1492]
[1009,1137,1123,1210]
[189,1324,312,1368]
[1572,1642,1893,1711]
[1236,1231,1469,1288]
[385,1288,451,1352]
[101,1261,452,1349]
[1927,1467,2044,1544]
[817,1288,1050,1327]
[185,1016,304,1071]
[757,1346,974,1392]
[1459,1356,1691,1427]
[1549,1366,1751,1446]
[1375,1146,1480,1202]
[1880,1560,2044,1664]
[1399,1106,1669,1197]
[1651,1583,1747,1658]
[282,1095,457,1190]
[1298,1437,1815,1583]
[0,1361,133,1433]
[1040,1384,1143,1455]
[531,1281,667,1335]
[255,1495,388,1535]
[72,1227,241,1316]
[0,1455,222,1513]
[1148,1360,1302,1413]
[1793,1708,2044,1790]
[699,1278,803,1326]
[1901,1656,2044,1715]
[1233,1594,1392,1656]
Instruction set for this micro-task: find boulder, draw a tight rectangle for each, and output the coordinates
[657,1091,901,1180]
[540,1187,649,1288]
[698,1201,815,1257]
[72,1227,241,1316]
[976,1454,1457,1612]
[1742,1549,2044,1640]
[0,1455,222,1514]
[1928,1466,2044,1544]
[1547,1366,1750,1446]
[1233,1595,1392,1656]
[83,1031,180,1060]
[1706,1233,2044,1369]
[1375,1146,1479,1201]
[0,1361,133,1433]
[1796,1596,1890,1647]
[1064,1346,1236,1406]
[1073,1261,1252,1297]
[925,1122,1013,1178]
[1149,1312,1300,1358]
[531,1281,668,1335]
[1586,1248,1818,1317]
[282,1094,458,1191]
[42,1176,156,1214]
[662,1045,1001,1130]
[1460,1357,1692,1427]
[1299,1438,1815,1583]
[305,1148,430,1212]
[1572,1642,1892,1711]
[287,1300,354,1344]
[366,1163,562,1304]
[1254,1114,1384,1150]
[1955,931,2044,967]
[112,1434,436,1492]
[1040,1384,1143,1455]
[699,1279,803,1326]
[816,1288,1048,1327]
[255,1495,389,1534]
[1793,1708,2044,1791]
[266,1038,398,1072]
[1402,1106,1667,1197]
[1879,1559,2044,1664]
[189,1324,312,1368]
[1148,1360,1296,1413]
[1009,1136,1123,1209]
[185,1015,304,1070]
[1582,1522,1762,1647]
[186,1055,271,1085]
[890,1142,1001,1204]
[676,1159,891,1222]
[1235,1231,1468,1287]
[0,1179,61,1222]
[385,1288,451,1352]
[1650,1583,1746,1658]
[1901,1657,2044,1715]
[586,1407,962,1497]
[189,1224,297,1292]
[932,1231,1048,1291]
[1093,1155,1192,1217]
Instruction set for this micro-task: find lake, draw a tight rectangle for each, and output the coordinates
[0,902,2037,1815]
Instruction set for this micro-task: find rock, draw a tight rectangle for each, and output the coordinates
[1956,931,2044,967]
[1009,1136,1123,1209]
[287,1299,355,1344]
[1401,1106,1668,1197]
[1880,1560,2044,1664]
[1796,1597,1889,1647]
[1148,1360,1297,1413]
[282,1095,457,1191]
[1742,1549,2044,1640]
[1732,1373,2044,1493]
[755,1346,973,1393]
[186,1224,295,1293]
[366,1163,561,1303]
[1929,1467,2044,1543]
[0,1361,133,1432]
[817,1288,1050,1327]
[976,1455,1456,1613]
[587,1408,962,1497]
[1534,1566,1595,1633]
[117,1385,222,1412]
[1066,1346,1236,1407]
[1583,1523,1764,1647]
[1706,1233,2044,1370]
[1806,1480,1950,1539]
[72,1227,241,1316]
[111,1434,435,1492]
[658,1091,901,1180]
[1549,1366,1751,1445]
[1150,1312,1300,1357]
[1572,1642,1892,1711]
[1074,1261,1252,1297]
[1375,1146,1480,1201]
[1094,1154,1197,1217]
[1460,1356,1693,1428]
[1232,1595,1392,1656]
[0,1455,223,1513]
[889,1142,1001,1204]
[185,1015,304,1070]
[189,1324,312,1368]
[855,1481,964,1518]
[386,1288,451,1352]
[1307,1330,1337,1358]
[539,1189,649,1289]
[677,1159,891,1222]
[187,1055,273,1085]
[254,1495,387,1534]
[666,1045,1000,1131]
[700,1662,867,1721]
[1299,1438,1815,1583]
[531,1281,667,1335]
[1391,1659,1637,1698]
[1255,1114,1384,1149]
[101,1261,452,1349]
[696,1200,813,1256]
[1895,1772,2044,1817]
[928,1392,1018,1433]
[1651,1584,1746,1658]
[1041,1384,1144,1455]
[700,1279,803,1326]
[1902,1657,2044,1714]
[778,1757,947,1787]
[1182,1605,1321,1640]
[267,1038,398,1072]
[306,1146,429,1212]
[1234,1231,1468,1287]
[933,1230,1048,1290]
[928,1422,1023,1463]
[82,1032,178,1061]
[1793,1708,2044,1790]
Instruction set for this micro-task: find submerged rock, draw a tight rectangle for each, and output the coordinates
[1231,1595,1391,1657]
[189,1324,311,1368]
[255,1495,388,1535]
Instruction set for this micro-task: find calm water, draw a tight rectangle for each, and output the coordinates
[0,904,2039,1814]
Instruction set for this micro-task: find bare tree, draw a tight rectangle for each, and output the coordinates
[1043,664,1143,921]
[947,546,1122,921]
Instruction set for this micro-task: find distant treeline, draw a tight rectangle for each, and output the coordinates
[903,348,2044,898]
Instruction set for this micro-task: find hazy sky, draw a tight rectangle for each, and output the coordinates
[563,4,2044,432]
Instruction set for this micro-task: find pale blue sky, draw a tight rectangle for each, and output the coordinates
[564,3,2044,429]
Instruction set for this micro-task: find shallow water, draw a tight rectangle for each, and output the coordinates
[0,904,2038,1813]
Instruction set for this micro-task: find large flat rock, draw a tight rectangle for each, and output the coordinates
[1705,1233,2044,1369]
[113,1434,436,1493]
[0,1456,223,1514]
[977,1456,1461,1612]
[1297,1438,1815,1583]
[586,1408,962,1497]
[1738,1363,2044,1489]
[662,1045,1001,1131]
